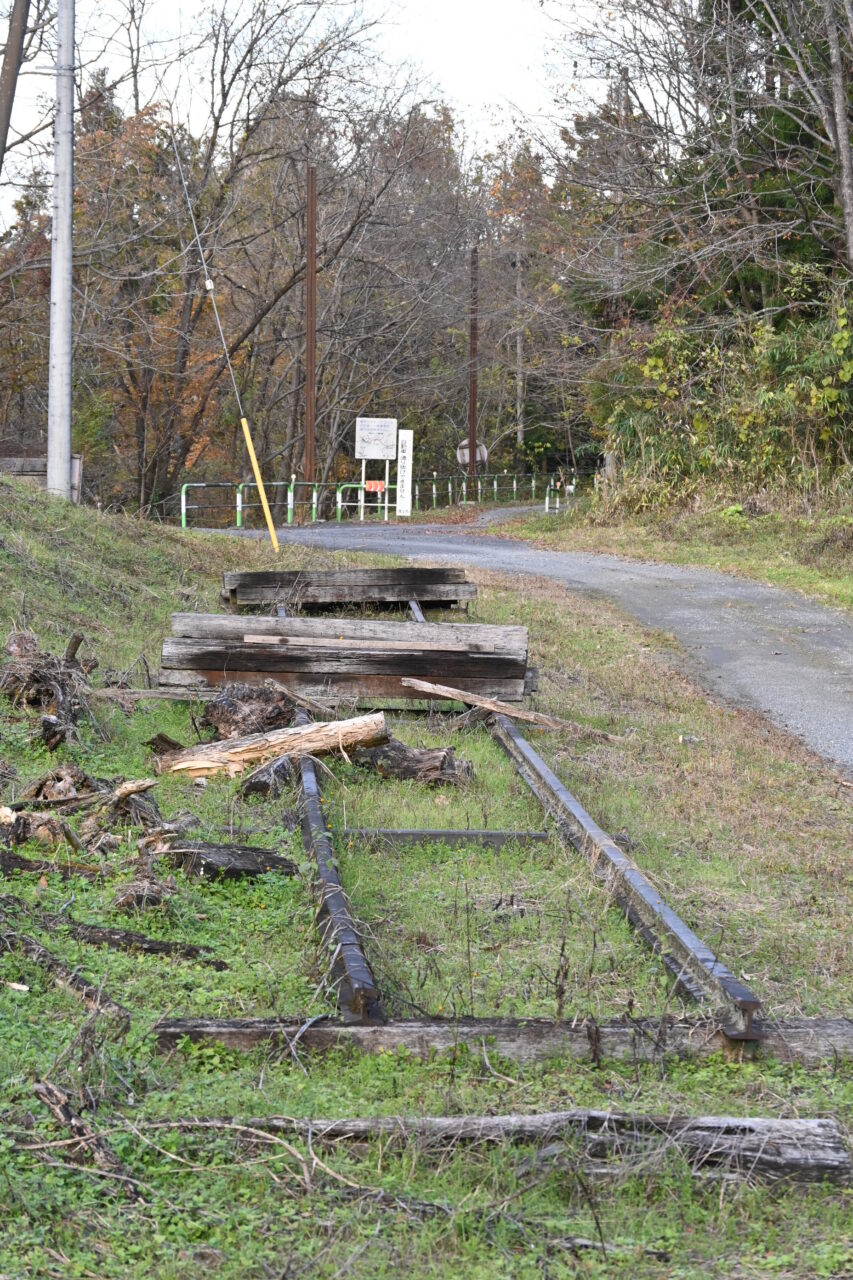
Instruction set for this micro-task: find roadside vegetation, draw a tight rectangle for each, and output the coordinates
[1,482,851,1279]
[503,491,853,612]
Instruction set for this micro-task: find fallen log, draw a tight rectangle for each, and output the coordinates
[33,1081,140,1198]
[163,839,297,879]
[0,847,103,879]
[152,1014,853,1069]
[3,930,128,1021]
[400,678,619,739]
[155,712,388,779]
[164,1109,851,1184]
[354,738,473,785]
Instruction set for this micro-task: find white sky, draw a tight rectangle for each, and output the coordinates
[371,0,557,143]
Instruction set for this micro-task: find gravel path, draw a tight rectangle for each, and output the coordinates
[218,518,853,775]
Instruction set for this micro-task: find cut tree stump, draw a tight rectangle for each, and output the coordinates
[354,738,473,785]
[200,684,295,739]
[155,712,388,779]
[239,756,295,797]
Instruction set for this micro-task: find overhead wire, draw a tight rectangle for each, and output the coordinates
[170,128,279,553]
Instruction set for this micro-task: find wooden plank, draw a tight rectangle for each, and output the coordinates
[491,714,763,1035]
[156,668,527,701]
[161,638,525,680]
[344,828,549,849]
[171,613,526,654]
[232,582,477,606]
[153,1014,853,1069]
[223,568,470,589]
[408,599,427,623]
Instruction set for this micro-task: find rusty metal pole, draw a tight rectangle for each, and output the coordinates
[468,243,479,495]
[303,163,317,494]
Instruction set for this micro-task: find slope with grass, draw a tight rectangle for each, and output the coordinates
[0,478,851,1280]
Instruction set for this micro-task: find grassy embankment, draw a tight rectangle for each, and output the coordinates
[0,475,851,1279]
[503,495,853,612]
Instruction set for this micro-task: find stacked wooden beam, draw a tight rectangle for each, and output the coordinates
[159,613,530,702]
[222,567,476,611]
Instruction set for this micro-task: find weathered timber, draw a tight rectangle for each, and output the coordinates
[491,714,762,1035]
[161,638,525,682]
[354,738,473,785]
[408,599,427,623]
[344,828,549,850]
[165,840,297,879]
[3,931,128,1020]
[157,668,527,702]
[296,712,385,1024]
[222,567,477,608]
[152,1014,853,1068]
[0,847,103,878]
[170,613,527,656]
[401,678,618,738]
[156,712,387,778]
[0,893,226,967]
[33,1082,140,1198]
[216,1111,850,1184]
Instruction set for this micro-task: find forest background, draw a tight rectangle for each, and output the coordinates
[2,0,853,518]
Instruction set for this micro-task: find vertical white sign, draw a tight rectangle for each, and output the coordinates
[395,429,414,518]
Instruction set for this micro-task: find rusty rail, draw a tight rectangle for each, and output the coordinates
[490,714,762,1038]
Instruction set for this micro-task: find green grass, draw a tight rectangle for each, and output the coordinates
[503,497,853,612]
[0,480,851,1279]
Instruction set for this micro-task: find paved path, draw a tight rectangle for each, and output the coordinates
[226,520,853,775]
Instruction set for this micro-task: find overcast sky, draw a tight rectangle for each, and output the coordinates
[369,0,557,142]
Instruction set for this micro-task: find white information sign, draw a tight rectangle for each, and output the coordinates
[395,429,414,518]
[355,417,397,460]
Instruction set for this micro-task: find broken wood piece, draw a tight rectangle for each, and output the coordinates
[3,931,128,1021]
[78,778,160,844]
[353,738,473,785]
[233,1111,849,1184]
[163,839,297,879]
[400,678,619,738]
[239,756,294,798]
[33,1081,140,1198]
[144,732,185,755]
[18,765,102,807]
[0,893,226,968]
[155,712,387,779]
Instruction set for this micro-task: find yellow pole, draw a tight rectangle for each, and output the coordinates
[240,416,279,553]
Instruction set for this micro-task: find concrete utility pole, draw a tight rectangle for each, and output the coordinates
[0,0,30,175]
[468,242,478,491]
[303,162,317,487]
[46,0,74,499]
[515,248,524,453]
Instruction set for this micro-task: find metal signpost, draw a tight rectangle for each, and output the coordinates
[396,428,414,518]
[355,418,397,522]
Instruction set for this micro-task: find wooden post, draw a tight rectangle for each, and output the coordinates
[468,243,479,493]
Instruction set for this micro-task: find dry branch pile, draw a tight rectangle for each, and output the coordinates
[0,631,96,748]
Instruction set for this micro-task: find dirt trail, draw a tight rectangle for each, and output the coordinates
[220,519,853,776]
